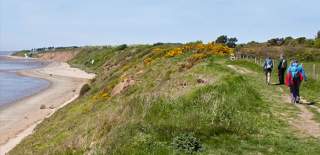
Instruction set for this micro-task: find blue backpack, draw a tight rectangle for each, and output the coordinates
[289,64,300,81]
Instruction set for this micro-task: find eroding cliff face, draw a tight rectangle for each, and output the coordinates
[37,50,80,62]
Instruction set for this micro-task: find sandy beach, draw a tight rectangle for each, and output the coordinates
[0,60,95,154]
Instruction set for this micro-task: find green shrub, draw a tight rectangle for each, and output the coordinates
[153,42,164,46]
[79,84,90,96]
[116,44,128,50]
[172,133,203,154]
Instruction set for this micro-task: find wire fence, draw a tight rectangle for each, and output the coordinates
[234,55,319,81]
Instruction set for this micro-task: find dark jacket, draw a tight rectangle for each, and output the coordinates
[278,59,287,70]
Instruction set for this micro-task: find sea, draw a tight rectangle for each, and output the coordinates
[0,51,49,107]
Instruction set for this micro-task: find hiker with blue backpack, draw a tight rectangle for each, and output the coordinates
[285,60,307,104]
[263,57,273,85]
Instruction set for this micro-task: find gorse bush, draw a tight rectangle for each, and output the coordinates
[187,53,208,64]
[143,57,152,65]
[165,42,233,58]
[166,47,183,57]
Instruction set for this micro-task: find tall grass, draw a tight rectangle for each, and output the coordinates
[96,75,268,154]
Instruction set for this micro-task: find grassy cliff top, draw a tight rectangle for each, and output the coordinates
[10,43,320,154]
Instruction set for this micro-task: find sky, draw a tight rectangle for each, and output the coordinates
[0,0,319,51]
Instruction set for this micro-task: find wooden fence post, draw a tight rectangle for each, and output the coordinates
[259,58,261,65]
[313,64,316,80]
[273,60,275,68]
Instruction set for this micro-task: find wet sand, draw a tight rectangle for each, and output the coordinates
[0,61,95,154]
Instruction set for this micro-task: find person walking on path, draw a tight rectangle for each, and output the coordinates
[263,57,273,85]
[278,55,287,85]
[285,60,307,104]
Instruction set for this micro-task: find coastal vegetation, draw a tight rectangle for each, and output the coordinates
[237,31,320,61]
[9,34,320,154]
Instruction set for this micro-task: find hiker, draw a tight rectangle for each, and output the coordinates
[277,55,287,85]
[285,60,307,104]
[263,57,273,85]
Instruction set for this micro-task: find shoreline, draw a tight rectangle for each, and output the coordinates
[0,59,95,154]
[0,71,51,111]
[0,56,50,112]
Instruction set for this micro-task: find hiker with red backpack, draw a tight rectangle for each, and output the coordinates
[285,60,307,104]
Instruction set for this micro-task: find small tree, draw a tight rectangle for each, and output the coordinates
[267,38,284,46]
[226,37,238,48]
[296,37,306,44]
[116,44,128,50]
[317,31,320,39]
[215,35,228,44]
[284,36,293,45]
[267,38,276,46]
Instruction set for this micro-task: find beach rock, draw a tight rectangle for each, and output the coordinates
[80,84,90,96]
[197,78,207,84]
[180,82,187,87]
[40,104,46,109]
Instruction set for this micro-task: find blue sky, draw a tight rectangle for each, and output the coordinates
[0,0,319,51]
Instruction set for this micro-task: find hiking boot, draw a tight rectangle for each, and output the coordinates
[296,97,300,104]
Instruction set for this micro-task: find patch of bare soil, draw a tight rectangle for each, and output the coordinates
[292,104,320,138]
[227,65,253,74]
[278,87,320,138]
[111,77,135,96]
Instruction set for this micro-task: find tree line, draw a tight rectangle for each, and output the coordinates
[266,31,320,47]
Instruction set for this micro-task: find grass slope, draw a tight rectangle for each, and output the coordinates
[10,44,320,155]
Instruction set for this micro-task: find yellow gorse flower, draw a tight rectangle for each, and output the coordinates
[152,48,162,53]
[165,42,233,58]
[165,48,183,57]
[143,58,153,65]
[92,92,110,100]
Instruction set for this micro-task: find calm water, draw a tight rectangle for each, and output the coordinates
[0,52,50,107]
